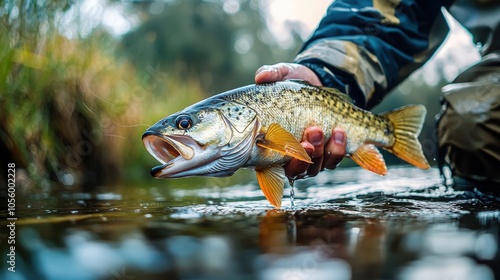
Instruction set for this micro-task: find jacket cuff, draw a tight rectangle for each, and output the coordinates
[295,39,388,109]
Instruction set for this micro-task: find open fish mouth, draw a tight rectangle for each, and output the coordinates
[142,132,196,177]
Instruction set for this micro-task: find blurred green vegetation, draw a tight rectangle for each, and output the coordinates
[122,0,303,93]
[0,1,144,192]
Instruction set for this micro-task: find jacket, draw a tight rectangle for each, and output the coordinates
[295,0,500,109]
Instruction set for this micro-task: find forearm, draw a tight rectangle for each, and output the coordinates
[295,0,454,109]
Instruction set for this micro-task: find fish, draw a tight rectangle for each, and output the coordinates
[142,80,430,208]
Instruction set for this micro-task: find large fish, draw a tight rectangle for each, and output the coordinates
[143,80,430,207]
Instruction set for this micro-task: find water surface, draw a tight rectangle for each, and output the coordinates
[2,166,499,280]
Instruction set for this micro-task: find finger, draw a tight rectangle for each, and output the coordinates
[323,128,346,170]
[304,127,324,177]
[255,63,322,86]
[285,142,314,179]
[255,64,282,84]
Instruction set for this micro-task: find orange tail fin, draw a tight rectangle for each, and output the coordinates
[382,105,430,169]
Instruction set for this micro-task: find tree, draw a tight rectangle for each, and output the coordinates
[121,0,303,93]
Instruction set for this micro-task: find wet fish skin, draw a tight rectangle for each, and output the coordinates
[143,80,430,208]
[223,81,393,163]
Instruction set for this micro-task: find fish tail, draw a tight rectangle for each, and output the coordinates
[383,105,430,169]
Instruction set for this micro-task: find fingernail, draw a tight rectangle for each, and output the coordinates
[308,131,323,146]
[334,131,344,144]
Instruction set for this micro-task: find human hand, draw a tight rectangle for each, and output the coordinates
[255,63,347,179]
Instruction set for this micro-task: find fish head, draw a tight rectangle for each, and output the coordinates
[142,98,258,178]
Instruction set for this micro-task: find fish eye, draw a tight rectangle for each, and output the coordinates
[175,115,193,130]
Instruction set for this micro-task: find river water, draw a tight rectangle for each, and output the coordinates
[1,166,499,280]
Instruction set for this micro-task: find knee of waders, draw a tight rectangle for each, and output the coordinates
[437,52,500,193]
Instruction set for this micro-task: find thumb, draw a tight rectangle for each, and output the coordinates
[255,63,322,86]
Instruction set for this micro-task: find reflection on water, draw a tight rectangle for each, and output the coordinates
[1,167,499,280]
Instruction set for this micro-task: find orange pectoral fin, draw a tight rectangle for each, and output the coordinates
[350,144,388,175]
[255,166,285,208]
[256,123,313,164]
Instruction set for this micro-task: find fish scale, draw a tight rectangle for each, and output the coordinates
[220,82,391,154]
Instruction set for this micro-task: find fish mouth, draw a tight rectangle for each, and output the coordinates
[142,132,196,178]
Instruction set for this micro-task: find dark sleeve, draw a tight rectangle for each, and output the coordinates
[295,0,455,109]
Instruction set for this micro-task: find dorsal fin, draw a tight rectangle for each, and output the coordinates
[286,80,352,103]
[287,79,313,86]
[320,86,353,102]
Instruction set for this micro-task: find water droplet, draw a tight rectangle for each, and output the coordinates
[288,178,295,207]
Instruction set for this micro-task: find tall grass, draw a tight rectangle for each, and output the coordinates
[0,25,208,192]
